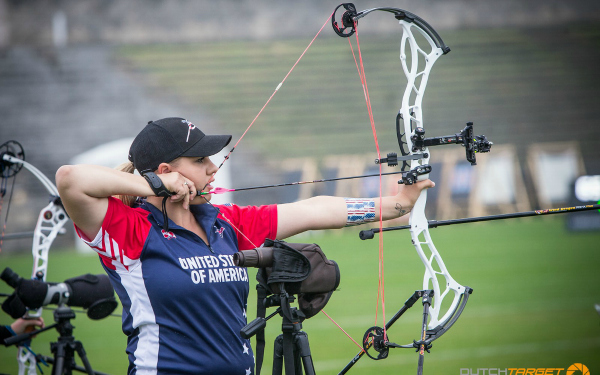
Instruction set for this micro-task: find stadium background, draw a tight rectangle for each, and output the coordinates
[1,0,599,373]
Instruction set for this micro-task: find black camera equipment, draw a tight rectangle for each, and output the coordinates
[1,268,117,374]
[234,239,340,375]
[4,305,111,375]
[1,267,117,320]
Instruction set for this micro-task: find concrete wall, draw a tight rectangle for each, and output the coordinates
[3,0,600,46]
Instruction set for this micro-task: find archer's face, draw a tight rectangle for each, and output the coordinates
[172,156,218,204]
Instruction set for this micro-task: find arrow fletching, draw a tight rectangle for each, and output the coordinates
[200,187,235,195]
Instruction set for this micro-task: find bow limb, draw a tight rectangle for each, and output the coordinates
[397,17,470,336]
[409,190,466,329]
[398,23,445,159]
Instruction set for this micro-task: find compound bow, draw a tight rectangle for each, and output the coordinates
[330,4,492,373]
[196,4,493,373]
[1,140,70,375]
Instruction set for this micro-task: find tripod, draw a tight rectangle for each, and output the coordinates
[271,292,315,375]
[4,305,108,375]
[241,288,316,375]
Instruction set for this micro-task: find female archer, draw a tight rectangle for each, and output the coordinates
[56,117,433,375]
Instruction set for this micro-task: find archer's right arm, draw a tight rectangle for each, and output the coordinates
[56,165,155,240]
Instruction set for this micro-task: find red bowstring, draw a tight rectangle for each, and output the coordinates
[212,201,365,351]
[205,13,334,255]
[202,199,260,250]
[347,22,387,340]
[321,309,363,351]
[213,13,334,174]
[202,13,379,352]
[202,13,362,347]
[0,195,5,252]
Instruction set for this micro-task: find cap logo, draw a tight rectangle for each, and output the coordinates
[182,119,196,142]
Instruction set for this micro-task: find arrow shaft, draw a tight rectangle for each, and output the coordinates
[201,170,406,195]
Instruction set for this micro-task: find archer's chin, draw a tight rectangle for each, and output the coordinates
[191,195,210,205]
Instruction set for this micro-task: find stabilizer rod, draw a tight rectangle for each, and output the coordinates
[360,204,600,240]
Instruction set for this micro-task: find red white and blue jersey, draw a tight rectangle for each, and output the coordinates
[76,197,277,375]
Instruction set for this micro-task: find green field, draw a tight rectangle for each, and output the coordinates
[1,216,599,374]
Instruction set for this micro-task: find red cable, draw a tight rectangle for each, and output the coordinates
[0,196,4,252]
[197,13,334,256]
[348,22,387,340]
[321,309,363,351]
[214,13,334,174]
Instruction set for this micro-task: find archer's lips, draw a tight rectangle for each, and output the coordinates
[203,183,213,192]
[205,179,215,191]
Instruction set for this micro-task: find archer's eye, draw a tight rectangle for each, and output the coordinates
[196,157,205,163]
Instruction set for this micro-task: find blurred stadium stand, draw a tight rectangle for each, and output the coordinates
[1,0,599,252]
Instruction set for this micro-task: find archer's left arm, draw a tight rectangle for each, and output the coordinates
[276,179,434,239]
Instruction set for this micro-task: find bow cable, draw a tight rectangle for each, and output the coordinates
[207,12,334,186]
[194,11,370,351]
[346,20,388,340]
[196,13,336,255]
[0,172,17,252]
[321,309,363,351]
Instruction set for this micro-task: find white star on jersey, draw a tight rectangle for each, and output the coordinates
[246,367,252,375]
[243,308,247,318]
[243,343,250,355]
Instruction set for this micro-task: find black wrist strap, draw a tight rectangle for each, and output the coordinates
[143,172,172,197]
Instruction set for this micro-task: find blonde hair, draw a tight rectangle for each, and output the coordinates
[114,161,138,207]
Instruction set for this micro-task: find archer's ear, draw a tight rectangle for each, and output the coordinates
[156,163,172,174]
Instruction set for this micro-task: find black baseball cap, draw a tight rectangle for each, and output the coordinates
[128,117,232,173]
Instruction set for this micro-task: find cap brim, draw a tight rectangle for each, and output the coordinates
[181,134,232,158]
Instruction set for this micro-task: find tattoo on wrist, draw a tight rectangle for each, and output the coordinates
[395,203,409,216]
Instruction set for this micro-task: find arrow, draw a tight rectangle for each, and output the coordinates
[199,170,408,195]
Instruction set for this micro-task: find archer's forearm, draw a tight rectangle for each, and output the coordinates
[276,194,411,239]
[56,164,153,199]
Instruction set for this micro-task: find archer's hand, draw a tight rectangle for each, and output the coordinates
[157,172,197,210]
[10,317,45,335]
[394,178,435,216]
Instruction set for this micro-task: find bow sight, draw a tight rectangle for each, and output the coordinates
[409,122,493,165]
[376,121,493,180]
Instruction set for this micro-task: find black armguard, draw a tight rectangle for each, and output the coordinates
[143,172,172,197]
